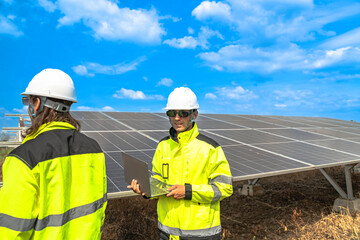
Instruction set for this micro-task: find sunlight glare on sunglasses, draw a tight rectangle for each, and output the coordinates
[22,97,30,106]
[166,110,193,118]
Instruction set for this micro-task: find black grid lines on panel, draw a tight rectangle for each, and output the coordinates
[261,128,331,141]
[117,119,171,130]
[305,128,360,139]
[315,118,360,127]
[204,114,279,129]
[84,132,157,151]
[278,117,339,128]
[84,132,121,151]
[140,130,168,142]
[333,127,360,135]
[105,150,155,192]
[200,131,239,146]
[223,145,309,178]
[104,112,165,120]
[71,111,107,120]
[105,152,124,193]
[80,119,131,131]
[257,142,359,166]
[101,132,157,151]
[305,139,360,156]
[244,115,311,128]
[207,129,291,145]
[196,119,243,130]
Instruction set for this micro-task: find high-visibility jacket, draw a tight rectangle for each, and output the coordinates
[0,121,107,239]
[152,123,233,239]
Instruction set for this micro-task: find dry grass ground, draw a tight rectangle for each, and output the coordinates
[1,147,360,239]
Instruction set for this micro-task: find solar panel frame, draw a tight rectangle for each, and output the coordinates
[70,111,360,196]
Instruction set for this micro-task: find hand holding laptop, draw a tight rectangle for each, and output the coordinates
[127,179,147,196]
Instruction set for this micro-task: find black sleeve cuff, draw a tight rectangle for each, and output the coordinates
[184,183,192,200]
[142,194,151,199]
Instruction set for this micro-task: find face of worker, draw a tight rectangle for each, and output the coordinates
[169,110,198,133]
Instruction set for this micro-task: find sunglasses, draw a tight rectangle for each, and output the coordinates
[22,97,30,106]
[166,110,193,118]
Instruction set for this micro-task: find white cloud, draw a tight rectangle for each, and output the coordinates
[0,15,23,37]
[192,1,231,21]
[164,26,223,49]
[159,14,181,22]
[102,106,114,111]
[38,0,57,12]
[113,88,164,100]
[198,44,360,73]
[216,86,258,100]
[306,71,360,82]
[12,106,28,113]
[163,36,198,49]
[320,27,360,49]
[75,105,115,111]
[157,78,173,87]
[50,0,165,44]
[274,104,287,108]
[193,0,360,43]
[72,57,146,76]
[273,89,313,101]
[205,93,217,99]
[188,27,195,35]
[76,106,93,111]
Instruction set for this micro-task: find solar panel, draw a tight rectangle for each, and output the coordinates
[71,112,360,196]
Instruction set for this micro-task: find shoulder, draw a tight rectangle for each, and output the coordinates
[196,133,220,148]
[158,135,170,144]
[11,129,102,170]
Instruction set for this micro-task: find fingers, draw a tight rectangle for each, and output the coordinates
[127,179,145,195]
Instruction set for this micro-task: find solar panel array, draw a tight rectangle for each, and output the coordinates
[71,111,360,195]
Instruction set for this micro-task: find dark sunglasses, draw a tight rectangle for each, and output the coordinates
[22,97,30,106]
[166,110,193,118]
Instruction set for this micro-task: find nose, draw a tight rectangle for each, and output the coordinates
[174,113,181,120]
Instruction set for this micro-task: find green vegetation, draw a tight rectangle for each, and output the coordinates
[0,147,13,181]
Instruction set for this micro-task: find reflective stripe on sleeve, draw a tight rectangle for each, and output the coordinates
[210,184,222,203]
[209,175,232,185]
[158,221,221,237]
[0,193,107,232]
[0,213,36,232]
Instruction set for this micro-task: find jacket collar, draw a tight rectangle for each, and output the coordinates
[23,121,76,144]
[169,122,199,144]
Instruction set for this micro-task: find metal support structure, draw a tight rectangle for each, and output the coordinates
[240,178,264,196]
[319,168,347,199]
[320,164,360,212]
[344,165,354,200]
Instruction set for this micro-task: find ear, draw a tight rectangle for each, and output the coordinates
[194,111,198,120]
[32,97,41,113]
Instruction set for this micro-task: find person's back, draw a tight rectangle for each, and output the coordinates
[0,69,107,239]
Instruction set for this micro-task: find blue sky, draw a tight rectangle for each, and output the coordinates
[1,0,360,128]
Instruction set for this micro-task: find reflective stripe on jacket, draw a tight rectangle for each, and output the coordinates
[0,122,107,239]
[152,123,233,238]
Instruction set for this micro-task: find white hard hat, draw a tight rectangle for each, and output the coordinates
[22,68,77,103]
[164,87,199,110]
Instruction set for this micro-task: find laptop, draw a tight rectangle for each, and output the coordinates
[122,152,171,197]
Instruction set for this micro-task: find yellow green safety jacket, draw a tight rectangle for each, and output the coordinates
[152,123,233,239]
[0,121,107,239]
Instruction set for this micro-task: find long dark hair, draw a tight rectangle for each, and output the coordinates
[24,96,81,137]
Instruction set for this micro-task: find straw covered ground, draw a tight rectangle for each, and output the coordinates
[1,147,360,239]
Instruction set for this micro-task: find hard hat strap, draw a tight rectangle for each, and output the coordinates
[29,96,46,119]
[44,98,70,113]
